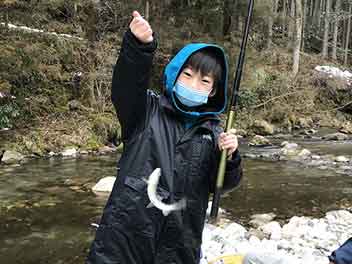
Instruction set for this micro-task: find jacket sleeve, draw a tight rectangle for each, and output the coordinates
[328,238,352,264]
[210,148,243,194]
[111,29,157,141]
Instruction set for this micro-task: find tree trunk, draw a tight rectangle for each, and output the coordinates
[293,0,303,76]
[344,4,352,65]
[145,0,150,21]
[287,0,296,49]
[267,0,276,49]
[322,0,330,58]
[332,0,341,60]
[282,0,287,36]
[314,0,321,25]
[302,0,308,51]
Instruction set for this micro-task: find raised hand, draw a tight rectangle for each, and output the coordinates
[129,10,153,44]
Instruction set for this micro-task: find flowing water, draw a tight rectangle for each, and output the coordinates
[0,140,351,263]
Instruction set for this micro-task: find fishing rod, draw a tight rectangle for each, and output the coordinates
[210,0,255,220]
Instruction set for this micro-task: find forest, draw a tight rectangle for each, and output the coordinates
[0,0,351,152]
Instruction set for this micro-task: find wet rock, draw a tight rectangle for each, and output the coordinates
[92,176,116,193]
[98,145,116,154]
[297,149,312,158]
[249,135,271,146]
[323,133,349,141]
[280,141,298,149]
[312,155,321,160]
[48,151,56,157]
[280,142,300,156]
[335,156,349,163]
[61,148,77,157]
[252,120,275,136]
[1,150,24,164]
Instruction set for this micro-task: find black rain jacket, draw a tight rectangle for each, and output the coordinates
[86,29,243,264]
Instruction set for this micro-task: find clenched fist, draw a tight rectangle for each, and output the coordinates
[129,11,153,43]
[218,128,239,157]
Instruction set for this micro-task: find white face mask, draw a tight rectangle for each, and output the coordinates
[173,81,211,107]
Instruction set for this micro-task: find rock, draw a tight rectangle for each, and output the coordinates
[92,176,116,193]
[297,149,312,158]
[249,213,276,228]
[24,140,43,156]
[297,117,313,128]
[1,150,24,164]
[252,120,275,136]
[280,142,300,156]
[323,133,349,141]
[249,135,271,146]
[68,100,84,111]
[98,145,116,154]
[312,155,321,160]
[61,148,77,157]
[339,122,352,134]
[335,156,349,162]
[247,228,266,240]
[260,221,282,240]
[48,151,56,157]
[280,141,298,149]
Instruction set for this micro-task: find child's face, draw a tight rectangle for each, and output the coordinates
[177,66,214,94]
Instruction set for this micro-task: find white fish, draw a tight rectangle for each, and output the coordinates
[146,168,186,216]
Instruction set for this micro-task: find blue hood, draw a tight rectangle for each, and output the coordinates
[164,43,228,117]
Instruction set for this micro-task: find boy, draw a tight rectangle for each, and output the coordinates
[87,11,243,264]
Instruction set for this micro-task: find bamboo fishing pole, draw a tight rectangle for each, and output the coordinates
[210,0,255,220]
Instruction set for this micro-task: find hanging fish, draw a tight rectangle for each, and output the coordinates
[145,168,186,216]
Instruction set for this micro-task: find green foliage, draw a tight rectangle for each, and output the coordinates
[0,102,20,129]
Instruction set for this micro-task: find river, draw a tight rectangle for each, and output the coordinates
[0,139,351,263]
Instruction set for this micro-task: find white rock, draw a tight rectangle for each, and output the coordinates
[61,148,77,157]
[260,221,282,240]
[298,149,311,157]
[335,156,349,162]
[92,177,116,193]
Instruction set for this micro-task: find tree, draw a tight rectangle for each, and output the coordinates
[293,0,303,76]
[332,0,341,60]
[322,0,331,58]
[344,3,351,65]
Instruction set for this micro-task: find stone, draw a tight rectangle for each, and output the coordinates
[335,156,349,162]
[323,133,348,141]
[61,148,77,157]
[298,149,312,158]
[252,120,275,136]
[92,176,116,193]
[1,150,24,164]
[249,135,271,146]
[249,213,276,228]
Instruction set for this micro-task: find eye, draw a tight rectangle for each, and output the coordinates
[183,71,191,77]
[202,79,210,84]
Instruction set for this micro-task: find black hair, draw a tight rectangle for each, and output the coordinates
[182,48,223,95]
